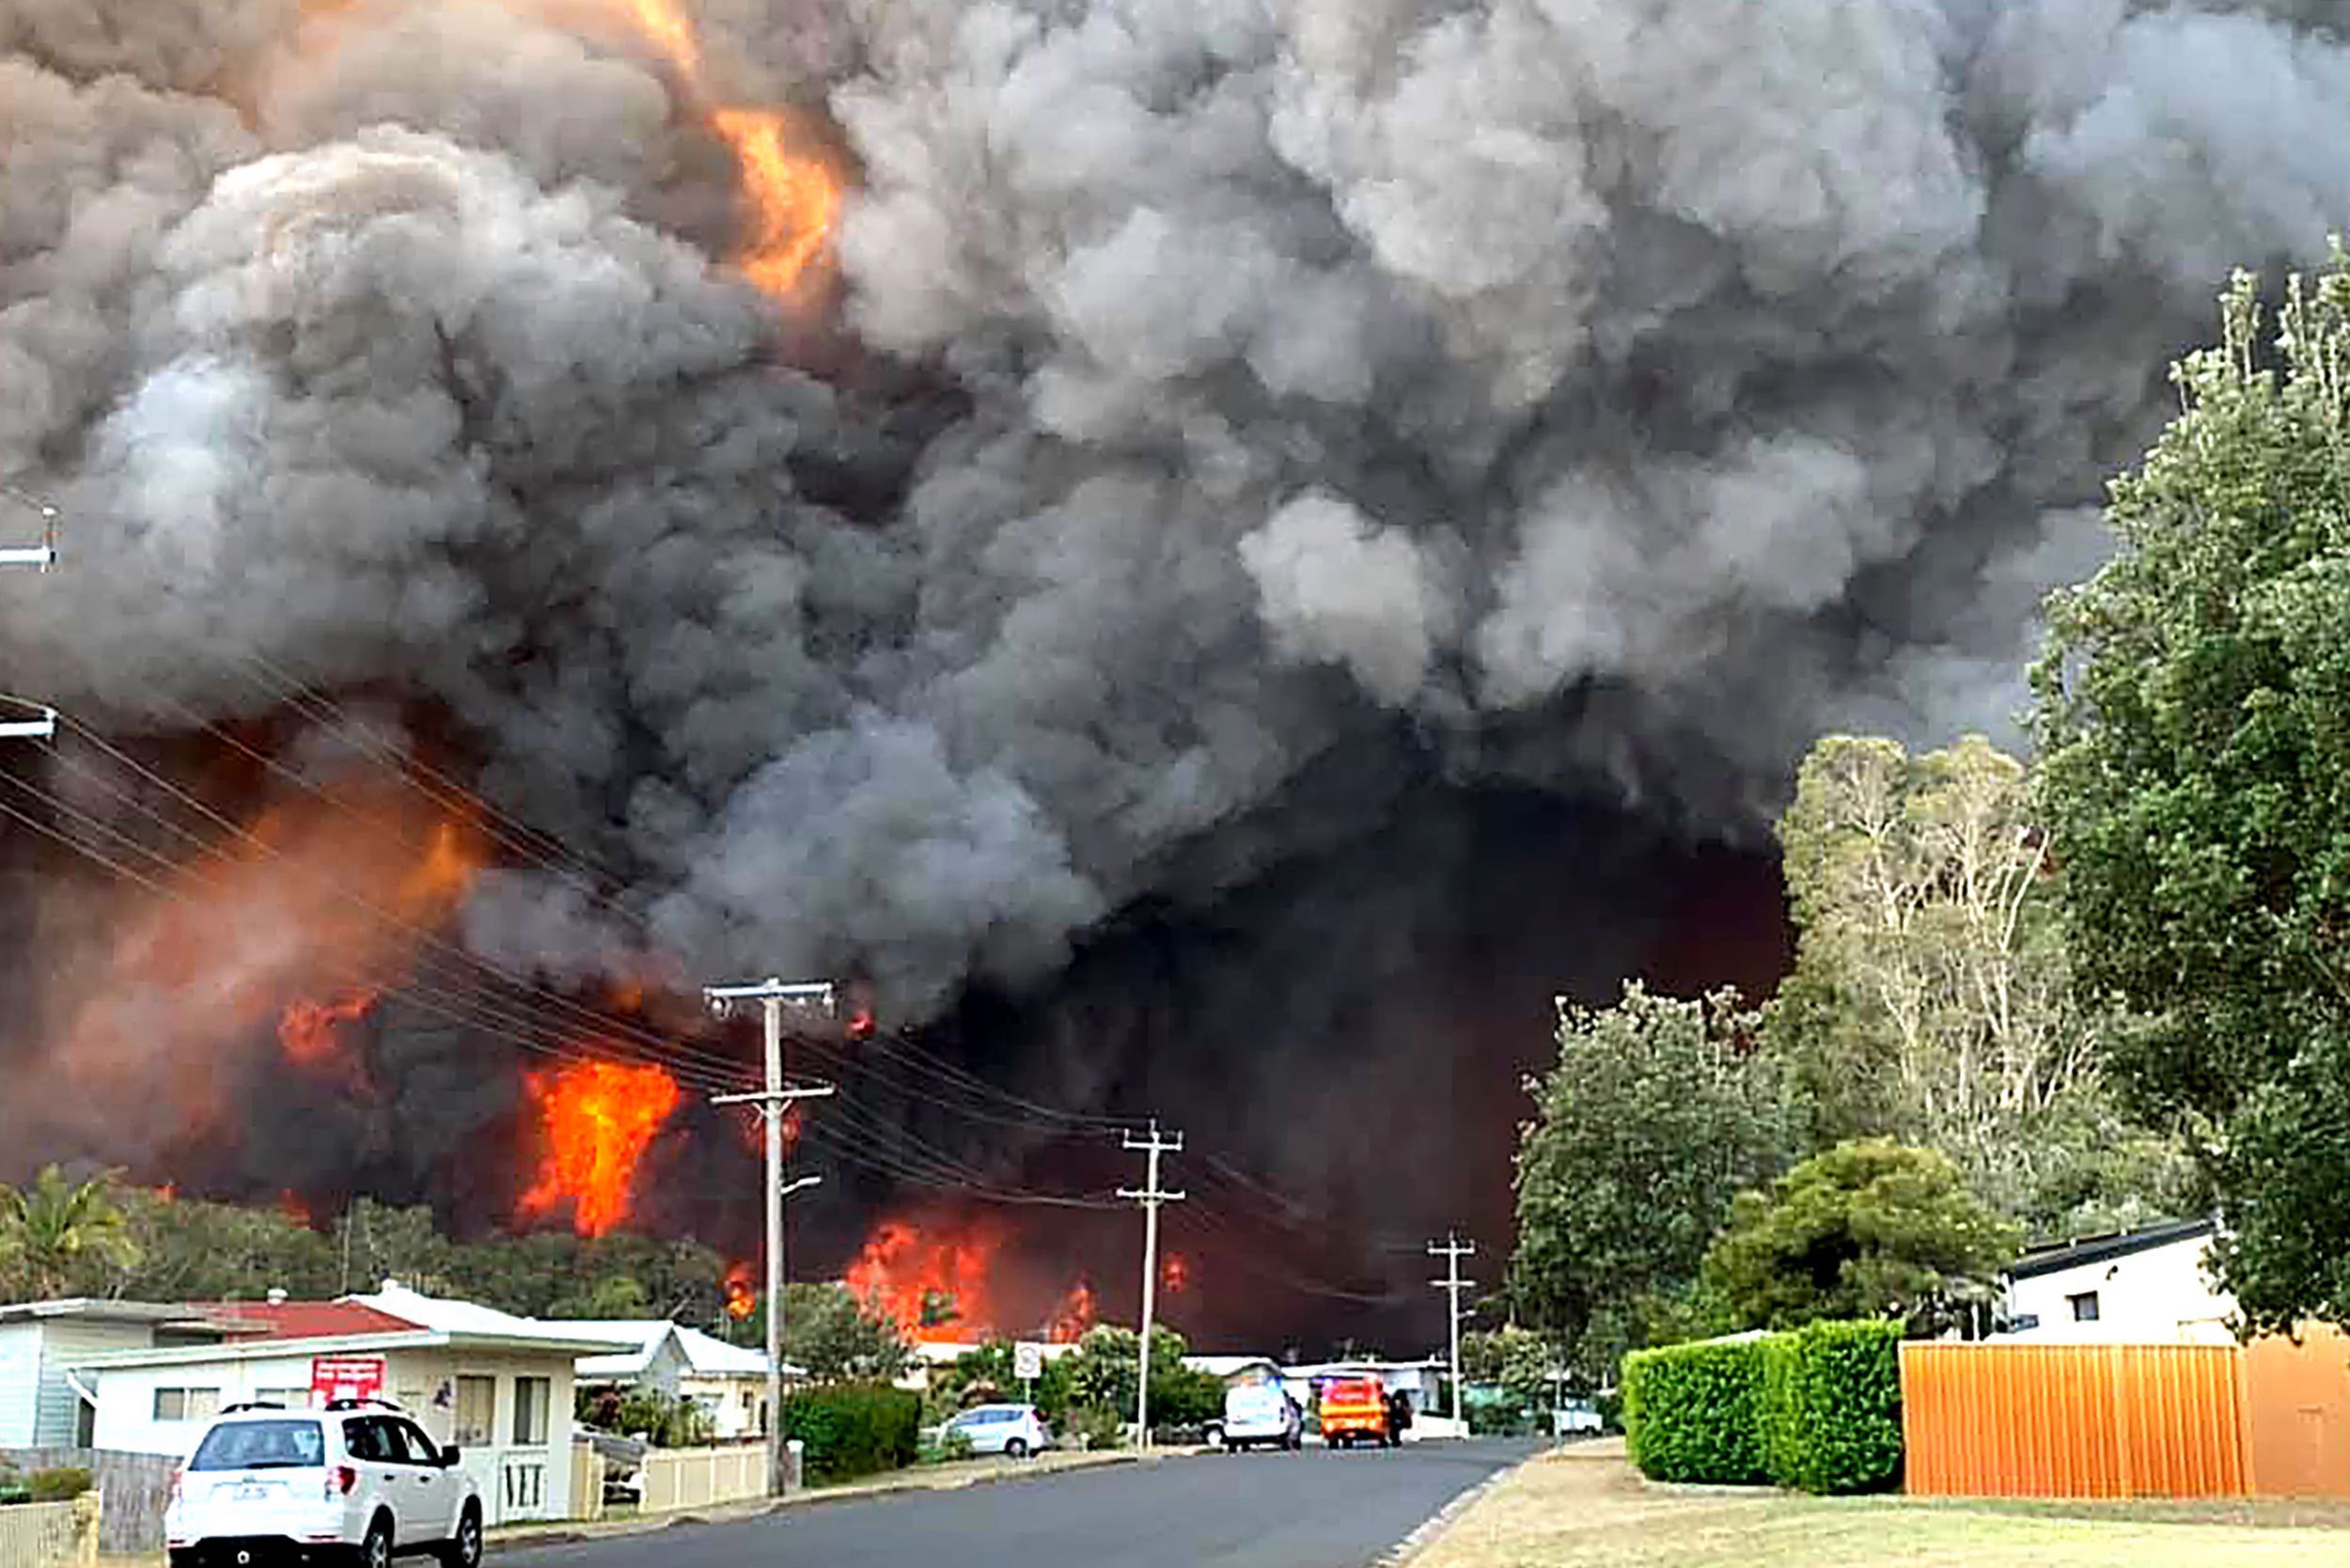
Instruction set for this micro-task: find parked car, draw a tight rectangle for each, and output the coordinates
[165,1401,482,1568]
[1553,1398,1605,1436]
[938,1403,1054,1458]
[1210,1381,1303,1451]
[1316,1377,1391,1449]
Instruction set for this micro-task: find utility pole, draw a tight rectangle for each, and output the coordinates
[706,978,836,1497]
[1,485,56,741]
[1118,1121,1183,1450]
[1428,1233,1477,1424]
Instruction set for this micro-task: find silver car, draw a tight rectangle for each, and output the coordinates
[941,1403,1053,1458]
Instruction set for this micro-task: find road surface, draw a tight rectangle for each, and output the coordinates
[506,1439,1540,1568]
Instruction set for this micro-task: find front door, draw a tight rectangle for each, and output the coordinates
[450,1375,500,1524]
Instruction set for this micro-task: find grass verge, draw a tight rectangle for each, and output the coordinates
[1408,1440,2350,1567]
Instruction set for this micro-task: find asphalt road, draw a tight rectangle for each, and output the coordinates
[508,1439,1540,1568]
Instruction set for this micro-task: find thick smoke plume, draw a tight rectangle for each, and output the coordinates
[4,1,2348,1305]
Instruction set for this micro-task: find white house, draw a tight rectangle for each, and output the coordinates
[0,1299,225,1448]
[571,1322,781,1441]
[2001,1217,2232,1343]
[68,1283,634,1525]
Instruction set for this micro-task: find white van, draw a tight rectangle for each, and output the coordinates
[1213,1381,1303,1451]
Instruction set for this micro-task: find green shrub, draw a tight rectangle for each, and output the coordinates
[27,1468,92,1503]
[1627,1322,1904,1495]
[1062,1403,1124,1451]
[1622,1337,1767,1483]
[780,1383,922,1483]
[1760,1320,1903,1495]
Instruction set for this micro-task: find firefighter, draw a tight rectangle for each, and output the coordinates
[1386,1388,1412,1448]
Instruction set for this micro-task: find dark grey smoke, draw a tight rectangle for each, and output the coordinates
[4,1,2347,1227]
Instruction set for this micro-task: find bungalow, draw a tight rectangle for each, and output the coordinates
[68,1282,634,1525]
[2001,1217,2232,1344]
[572,1321,785,1441]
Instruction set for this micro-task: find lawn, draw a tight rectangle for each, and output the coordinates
[1411,1441,2350,1568]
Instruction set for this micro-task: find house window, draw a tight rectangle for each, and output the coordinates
[153,1388,222,1422]
[256,1388,310,1410]
[2069,1291,2101,1323]
[512,1376,551,1446]
[454,1377,495,1448]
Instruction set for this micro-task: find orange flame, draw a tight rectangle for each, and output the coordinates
[1161,1252,1191,1294]
[710,108,840,298]
[279,1190,315,1229]
[519,1059,682,1235]
[602,0,838,298]
[277,986,381,1092]
[24,778,486,1149]
[1046,1279,1097,1343]
[846,1218,1004,1339]
[724,1262,757,1322]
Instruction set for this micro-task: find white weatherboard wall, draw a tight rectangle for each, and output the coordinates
[0,1321,40,1447]
[2006,1234,2232,1344]
[1,1318,157,1447]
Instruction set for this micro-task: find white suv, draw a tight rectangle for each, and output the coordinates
[165,1401,483,1568]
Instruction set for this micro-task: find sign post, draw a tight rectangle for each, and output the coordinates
[1014,1341,1043,1407]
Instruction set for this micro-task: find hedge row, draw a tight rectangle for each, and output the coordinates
[1623,1319,1902,1495]
[779,1383,922,1482]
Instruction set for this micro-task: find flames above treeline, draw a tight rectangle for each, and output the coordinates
[26,741,1114,1328]
[843,1215,1103,1344]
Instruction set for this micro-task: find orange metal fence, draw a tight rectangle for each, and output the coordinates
[1902,1331,2350,1499]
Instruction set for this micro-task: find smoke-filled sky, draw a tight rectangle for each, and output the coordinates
[3,0,2346,1332]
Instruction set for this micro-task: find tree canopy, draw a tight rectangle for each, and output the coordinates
[2033,246,2350,1332]
[1510,983,1790,1380]
[1699,1139,2018,1337]
[1765,733,2189,1230]
[0,1166,139,1299]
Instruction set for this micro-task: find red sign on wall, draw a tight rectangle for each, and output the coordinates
[311,1356,387,1406]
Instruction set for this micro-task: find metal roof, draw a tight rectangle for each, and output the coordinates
[2008,1217,2218,1282]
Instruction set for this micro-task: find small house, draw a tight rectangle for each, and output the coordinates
[68,1282,634,1524]
[571,1321,782,1441]
[2001,1217,2232,1343]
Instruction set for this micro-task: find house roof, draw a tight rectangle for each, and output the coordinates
[352,1282,637,1355]
[1184,1355,1282,1378]
[571,1320,793,1380]
[70,1283,637,1371]
[2009,1217,2218,1282]
[0,1298,216,1326]
[193,1302,422,1341]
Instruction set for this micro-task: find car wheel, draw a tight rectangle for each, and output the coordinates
[358,1512,394,1568]
[437,1503,483,1568]
[1005,1437,1029,1460]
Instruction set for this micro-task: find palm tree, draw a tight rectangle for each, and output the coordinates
[0,1166,140,1299]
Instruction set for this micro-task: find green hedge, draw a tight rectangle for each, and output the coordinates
[1760,1321,1903,1494]
[1622,1338,1768,1483]
[780,1383,922,1483]
[1626,1321,1903,1495]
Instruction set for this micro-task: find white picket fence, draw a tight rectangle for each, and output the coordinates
[0,1496,101,1568]
[638,1445,765,1513]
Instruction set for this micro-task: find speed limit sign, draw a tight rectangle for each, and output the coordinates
[1014,1341,1044,1381]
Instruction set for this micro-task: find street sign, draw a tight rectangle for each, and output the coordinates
[312,1355,387,1405]
[1014,1341,1044,1382]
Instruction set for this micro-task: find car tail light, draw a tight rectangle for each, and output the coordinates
[167,1471,182,1506]
[325,1466,357,1498]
